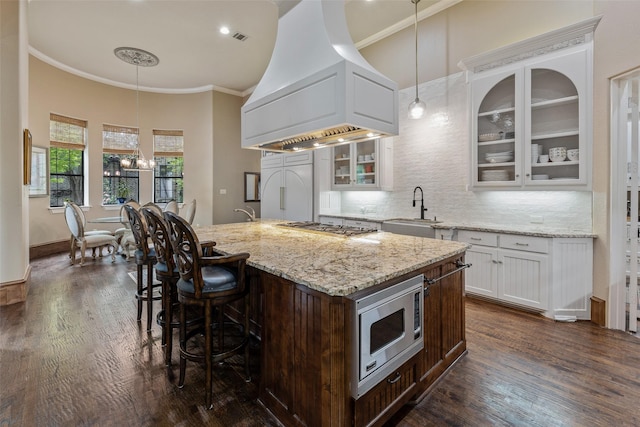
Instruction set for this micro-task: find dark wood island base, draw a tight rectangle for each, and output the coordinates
[242,253,466,427]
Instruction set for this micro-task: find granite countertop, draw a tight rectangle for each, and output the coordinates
[319,214,596,238]
[193,220,468,297]
[430,222,597,238]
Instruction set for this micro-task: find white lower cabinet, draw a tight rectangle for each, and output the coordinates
[458,230,592,319]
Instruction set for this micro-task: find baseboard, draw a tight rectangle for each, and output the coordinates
[590,296,606,327]
[30,239,68,260]
[0,264,31,305]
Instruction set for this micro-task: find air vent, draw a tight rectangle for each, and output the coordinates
[232,32,248,42]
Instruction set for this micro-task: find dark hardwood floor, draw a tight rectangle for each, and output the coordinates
[2,252,640,426]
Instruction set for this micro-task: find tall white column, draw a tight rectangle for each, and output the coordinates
[0,0,30,304]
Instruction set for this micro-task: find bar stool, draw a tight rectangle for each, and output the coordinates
[125,204,162,331]
[164,211,251,409]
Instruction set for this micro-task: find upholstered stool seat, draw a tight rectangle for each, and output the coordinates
[165,211,251,409]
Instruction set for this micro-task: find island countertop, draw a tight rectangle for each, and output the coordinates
[194,220,469,297]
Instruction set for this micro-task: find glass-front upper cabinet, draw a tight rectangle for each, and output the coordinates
[331,139,393,191]
[474,68,521,187]
[470,46,590,190]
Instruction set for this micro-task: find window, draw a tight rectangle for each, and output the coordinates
[153,130,184,203]
[49,114,86,207]
[102,124,140,204]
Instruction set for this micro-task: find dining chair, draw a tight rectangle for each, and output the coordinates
[64,203,117,266]
[164,211,251,409]
[125,204,162,331]
[164,199,179,214]
[116,201,139,259]
[181,199,196,224]
[65,201,113,259]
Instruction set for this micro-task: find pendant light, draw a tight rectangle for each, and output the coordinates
[408,0,426,120]
[114,47,159,171]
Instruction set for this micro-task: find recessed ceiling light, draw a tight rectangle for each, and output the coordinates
[219,26,230,35]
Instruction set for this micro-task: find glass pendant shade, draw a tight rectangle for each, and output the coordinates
[408,98,426,120]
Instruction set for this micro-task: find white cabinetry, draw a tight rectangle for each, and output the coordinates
[469,47,590,189]
[318,215,343,226]
[459,231,549,311]
[261,152,313,221]
[458,230,593,319]
[460,17,601,191]
[331,139,392,191]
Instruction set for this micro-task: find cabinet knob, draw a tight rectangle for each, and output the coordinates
[526,173,530,177]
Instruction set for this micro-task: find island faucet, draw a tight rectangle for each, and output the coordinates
[234,206,256,222]
[412,186,428,220]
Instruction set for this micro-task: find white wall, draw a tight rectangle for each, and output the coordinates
[339,74,592,233]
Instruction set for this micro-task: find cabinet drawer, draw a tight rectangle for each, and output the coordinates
[500,234,549,253]
[353,357,417,427]
[344,219,381,230]
[457,230,498,247]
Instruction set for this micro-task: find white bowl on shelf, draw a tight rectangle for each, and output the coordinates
[532,174,549,180]
[549,147,567,162]
[567,149,579,161]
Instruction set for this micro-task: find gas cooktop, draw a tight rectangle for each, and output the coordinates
[278,221,378,236]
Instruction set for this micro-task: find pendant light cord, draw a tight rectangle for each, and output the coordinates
[413,0,419,102]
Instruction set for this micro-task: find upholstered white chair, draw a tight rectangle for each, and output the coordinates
[164,199,179,214]
[115,201,140,260]
[181,199,196,224]
[65,201,113,259]
[64,203,117,266]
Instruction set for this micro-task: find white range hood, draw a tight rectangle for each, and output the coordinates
[241,0,398,152]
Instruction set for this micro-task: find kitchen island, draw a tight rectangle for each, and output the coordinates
[195,220,469,427]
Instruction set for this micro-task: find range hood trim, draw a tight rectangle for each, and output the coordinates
[241,0,399,152]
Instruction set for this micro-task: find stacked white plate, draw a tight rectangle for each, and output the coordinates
[481,170,510,181]
[485,151,514,163]
[532,174,549,180]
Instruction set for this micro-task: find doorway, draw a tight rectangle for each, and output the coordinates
[611,69,640,332]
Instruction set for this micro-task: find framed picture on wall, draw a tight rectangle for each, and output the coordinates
[23,129,32,185]
[29,146,49,197]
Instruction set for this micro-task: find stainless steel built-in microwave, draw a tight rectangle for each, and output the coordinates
[351,274,424,399]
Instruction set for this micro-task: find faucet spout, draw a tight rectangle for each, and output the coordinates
[412,186,428,220]
[234,206,256,222]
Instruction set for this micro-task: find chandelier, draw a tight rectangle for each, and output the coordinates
[114,47,159,171]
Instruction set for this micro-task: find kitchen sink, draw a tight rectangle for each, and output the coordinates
[381,218,441,238]
[385,218,442,225]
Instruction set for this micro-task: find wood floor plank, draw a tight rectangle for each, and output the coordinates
[2,253,640,426]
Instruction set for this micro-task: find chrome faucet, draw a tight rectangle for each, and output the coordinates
[412,186,428,220]
[234,206,256,222]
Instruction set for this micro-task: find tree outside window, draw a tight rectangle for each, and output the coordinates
[102,124,140,204]
[153,130,184,203]
[49,114,86,207]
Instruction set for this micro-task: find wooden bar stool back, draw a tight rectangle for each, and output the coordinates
[164,211,251,409]
[125,204,161,331]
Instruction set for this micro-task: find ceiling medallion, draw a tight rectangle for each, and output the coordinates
[114,47,159,67]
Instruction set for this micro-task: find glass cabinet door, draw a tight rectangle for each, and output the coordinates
[354,140,377,187]
[333,144,351,187]
[474,70,520,186]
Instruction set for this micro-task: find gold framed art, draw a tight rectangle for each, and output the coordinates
[23,129,32,185]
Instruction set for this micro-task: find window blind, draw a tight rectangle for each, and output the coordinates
[103,124,139,154]
[50,113,87,149]
[153,129,184,157]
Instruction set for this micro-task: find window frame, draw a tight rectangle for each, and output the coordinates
[49,114,87,207]
[153,129,184,203]
[102,124,140,205]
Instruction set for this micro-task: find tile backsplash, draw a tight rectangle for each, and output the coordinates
[338,72,592,232]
